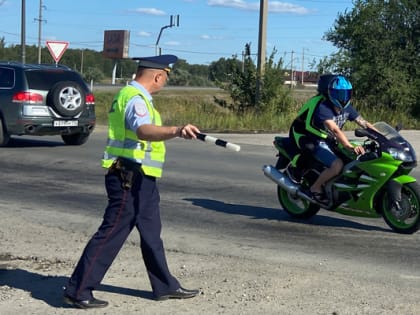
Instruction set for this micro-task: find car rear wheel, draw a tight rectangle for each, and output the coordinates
[0,118,10,147]
[48,81,86,117]
[61,132,90,145]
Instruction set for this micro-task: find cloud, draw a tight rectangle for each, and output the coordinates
[270,1,310,14]
[132,8,166,16]
[208,0,251,10]
[164,41,181,46]
[138,31,152,37]
[200,34,225,40]
[207,0,310,14]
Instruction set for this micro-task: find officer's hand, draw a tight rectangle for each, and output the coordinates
[179,124,200,139]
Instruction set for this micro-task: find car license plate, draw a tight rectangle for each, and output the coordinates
[53,120,78,127]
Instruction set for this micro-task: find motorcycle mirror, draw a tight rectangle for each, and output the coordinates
[355,128,370,137]
[395,123,403,132]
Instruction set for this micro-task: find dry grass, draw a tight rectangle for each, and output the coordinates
[93,86,419,132]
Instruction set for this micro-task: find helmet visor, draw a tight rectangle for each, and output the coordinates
[329,88,352,106]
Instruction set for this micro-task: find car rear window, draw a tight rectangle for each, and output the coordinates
[0,67,15,88]
[25,69,86,90]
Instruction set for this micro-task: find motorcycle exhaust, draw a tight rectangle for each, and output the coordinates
[262,165,313,203]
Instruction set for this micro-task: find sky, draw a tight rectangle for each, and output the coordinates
[0,0,355,69]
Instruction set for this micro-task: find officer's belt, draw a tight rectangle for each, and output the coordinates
[115,157,142,172]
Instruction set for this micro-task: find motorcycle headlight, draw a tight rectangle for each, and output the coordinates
[388,147,414,162]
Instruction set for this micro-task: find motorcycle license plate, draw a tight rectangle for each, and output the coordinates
[53,120,78,127]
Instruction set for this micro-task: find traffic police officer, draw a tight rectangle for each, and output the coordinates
[63,54,201,309]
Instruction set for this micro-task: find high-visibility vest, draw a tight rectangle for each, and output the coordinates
[102,85,165,178]
[291,95,328,149]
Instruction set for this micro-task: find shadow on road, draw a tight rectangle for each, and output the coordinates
[184,198,390,232]
[7,138,65,148]
[6,137,64,148]
[0,268,154,308]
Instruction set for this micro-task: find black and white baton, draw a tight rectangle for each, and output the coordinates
[196,133,241,152]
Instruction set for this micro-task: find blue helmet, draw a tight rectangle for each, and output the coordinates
[328,75,352,110]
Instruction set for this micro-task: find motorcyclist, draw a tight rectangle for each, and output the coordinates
[289,75,376,204]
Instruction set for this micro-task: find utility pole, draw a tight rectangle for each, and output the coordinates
[290,50,294,88]
[21,0,26,63]
[301,48,304,85]
[35,0,46,64]
[255,0,267,107]
[155,15,179,55]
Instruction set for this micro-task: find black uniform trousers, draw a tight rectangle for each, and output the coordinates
[65,169,180,301]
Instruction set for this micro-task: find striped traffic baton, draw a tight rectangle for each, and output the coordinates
[196,133,241,152]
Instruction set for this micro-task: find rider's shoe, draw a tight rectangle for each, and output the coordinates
[286,166,301,183]
[311,191,329,204]
[301,188,329,205]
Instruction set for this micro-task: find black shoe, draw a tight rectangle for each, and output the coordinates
[286,166,301,183]
[156,287,199,301]
[311,191,329,204]
[300,188,313,199]
[63,294,108,309]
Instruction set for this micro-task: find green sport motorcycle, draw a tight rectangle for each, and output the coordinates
[262,122,420,234]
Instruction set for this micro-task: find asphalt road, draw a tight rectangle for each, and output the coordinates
[1,128,420,286]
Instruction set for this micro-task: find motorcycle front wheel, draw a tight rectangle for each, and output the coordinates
[381,182,420,234]
[277,185,320,219]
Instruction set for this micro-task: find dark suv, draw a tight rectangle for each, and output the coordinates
[0,62,96,146]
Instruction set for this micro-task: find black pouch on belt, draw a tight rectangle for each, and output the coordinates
[109,157,141,190]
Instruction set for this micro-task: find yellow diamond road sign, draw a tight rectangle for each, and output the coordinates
[46,41,69,63]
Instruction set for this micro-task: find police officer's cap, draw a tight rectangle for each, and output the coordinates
[133,55,178,73]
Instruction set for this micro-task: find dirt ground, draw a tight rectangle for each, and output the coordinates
[1,202,420,315]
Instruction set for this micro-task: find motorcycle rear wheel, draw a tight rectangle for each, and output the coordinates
[381,182,420,234]
[277,186,320,219]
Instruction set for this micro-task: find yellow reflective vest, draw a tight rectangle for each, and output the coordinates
[102,85,165,178]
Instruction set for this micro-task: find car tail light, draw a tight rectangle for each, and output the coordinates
[86,93,95,105]
[12,91,43,104]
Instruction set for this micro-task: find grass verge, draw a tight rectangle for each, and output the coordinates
[93,87,420,133]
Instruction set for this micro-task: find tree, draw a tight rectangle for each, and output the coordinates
[323,0,419,115]
[208,57,242,82]
[213,49,256,113]
[259,49,292,114]
[172,59,212,86]
[214,45,291,114]
[83,67,105,83]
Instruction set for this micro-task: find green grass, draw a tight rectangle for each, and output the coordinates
[93,87,420,133]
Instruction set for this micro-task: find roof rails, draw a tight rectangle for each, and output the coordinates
[0,60,23,65]
[36,63,72,70]
[0,61,72,70]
